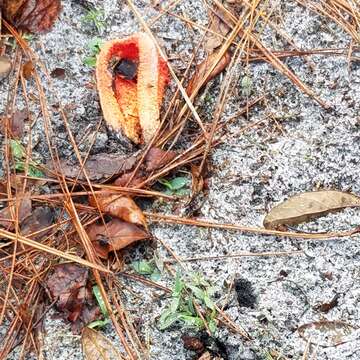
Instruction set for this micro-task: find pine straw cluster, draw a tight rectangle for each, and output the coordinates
[0,0,359,358]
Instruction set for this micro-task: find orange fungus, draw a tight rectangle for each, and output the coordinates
[96,33,169,144]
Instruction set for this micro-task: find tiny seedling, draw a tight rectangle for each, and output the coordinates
[158,176,190,196]
[10,139,44,178]
[158,272,218,333]
[83,38,103,67]
[241,75,253,97]
[87,285,111,329]
[82,8,105,34]
[131,253,163,281]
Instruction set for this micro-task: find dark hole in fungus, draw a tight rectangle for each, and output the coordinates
[114,59,138,80]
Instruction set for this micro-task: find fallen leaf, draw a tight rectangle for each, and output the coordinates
[0,55,12,80]
[186,51,231,96]
[96,33,169,144]
[50,67,66,79]
[204,11,230,52]
[0,195,32,230]
[264,190,360,229]
[113,172,145,187]
[45,263,91,323]
[314,293,340,313]
[298,320,357,347]
[53,153,138,182]
[197,352,211,360]
[8,173,46,194]
[0,180,7,200]
[20,206,53,239]
[82,327,124,360]
[1,110,27,139]
[22,60,34,79]
[2,0,62,33]
[191,164,205,195]
[89,194,147,228]
[182,334,205,353]
[145,147,177,172]
[87,218,149,259]
[113,147,177,186]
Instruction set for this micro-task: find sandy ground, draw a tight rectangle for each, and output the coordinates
[1,0,360,359]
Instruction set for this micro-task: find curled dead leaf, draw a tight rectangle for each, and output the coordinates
[53,153,138,182]
[0,55,12,80]
[204,11,230,52]
[20,206,53,239]
[1,0,62,33]
[298,320,358,347]
[96,33,169,144]
[45,263,89,322]
[186,51,231,96]
[0,195,32,230]
[144,147,177,172]
[44,262,101,332]
[113,147,177,186]
[22,60,34,80]
[1,109,27,139]
[264,190,360,230]
[87,218,149,259]
[89,194,147,228]
[50,67,66,79]
[113,172,145,188]
[82,327,124,360]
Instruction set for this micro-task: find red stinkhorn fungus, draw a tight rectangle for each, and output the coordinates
[96,33,169,144]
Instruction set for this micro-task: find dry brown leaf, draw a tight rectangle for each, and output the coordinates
[182,334,205,353]
[1,109,27,138]
[187,51,231,96]
[54,153,139,182]
[0,55,12,80]
[204,11,230,52]
[20,206,53,239]
[298,320,356,347]
[0,195,32,230]
[0,181,7,200]
[89,194,147,228]
[22,60,34,79]
[82,327,124,360]
[197,352,211,360]
[45,263,89,321]
[113,172,145,187]
[113,147,177,186]
[50,67,66,79]
[144,147,177,172]
[87,218,149,259]
[1,0,62,33]
[45,262,100,331]
[263,190,360,229]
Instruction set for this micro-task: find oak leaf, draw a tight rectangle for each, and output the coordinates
[87,218,149,259]
[1,0,62,33]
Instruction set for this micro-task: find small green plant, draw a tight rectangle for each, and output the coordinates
[10,140,44,178]
[158,176,190,196]
[82,8,105,34]
[158,272,218,333]
[87,285,111,329]
[241,75,253,97]
[131,253,163,281]
[83,38,103,67]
